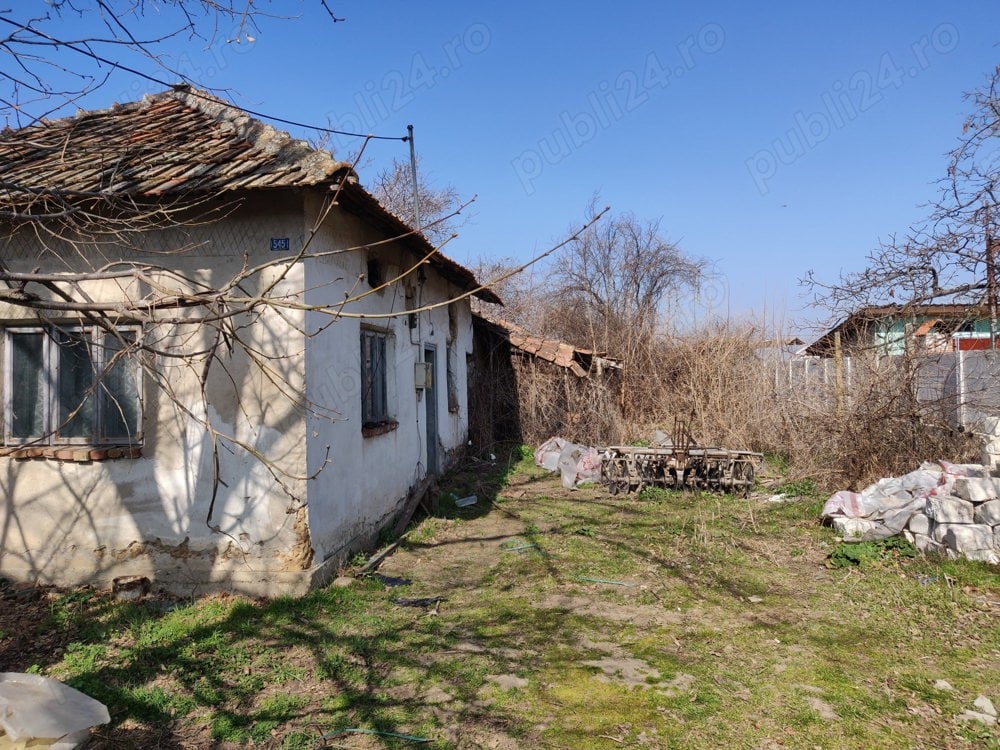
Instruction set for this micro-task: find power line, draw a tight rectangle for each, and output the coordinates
[0,15,408,142]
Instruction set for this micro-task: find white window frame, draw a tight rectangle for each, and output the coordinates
[3,325,143,446]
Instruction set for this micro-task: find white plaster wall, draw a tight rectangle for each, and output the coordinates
[0,193,313,595]
[0,189,479,593]
[302,198,475,565]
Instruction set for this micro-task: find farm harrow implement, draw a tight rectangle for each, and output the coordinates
[600,424,762,497]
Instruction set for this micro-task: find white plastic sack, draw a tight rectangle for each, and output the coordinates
[821,490,867,519]
[822,461,974,542]
[534,437,566,473]
[537,438,601,487]
[939,460,989,478]
[899,466,943,495]
[557,443,585,488]
[0,673,109,745]
[574,447,602,485]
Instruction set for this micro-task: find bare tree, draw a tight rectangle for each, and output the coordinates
[469,256,546,328]
[547,201,705,350]
[367,157,467,247]
[806,65,1000,320]
[522,201,703,429]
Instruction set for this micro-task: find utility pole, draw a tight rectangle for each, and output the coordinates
[407,124,421,232]
[987,204,997,350]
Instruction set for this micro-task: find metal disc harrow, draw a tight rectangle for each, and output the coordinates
[601,443,762,497]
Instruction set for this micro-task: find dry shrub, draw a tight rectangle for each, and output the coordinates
[574,321,977,491]
[650,324,783,452]
[778,352,978,489]
[482,303,978,490]
[513,357,623,447]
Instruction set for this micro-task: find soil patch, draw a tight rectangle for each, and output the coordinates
[376,506,527,595]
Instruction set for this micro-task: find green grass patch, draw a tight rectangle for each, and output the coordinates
[828,536,918,568]
[21,466,1000,749]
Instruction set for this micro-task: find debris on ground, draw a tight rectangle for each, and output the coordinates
[0,672,110,748]
[959,694,998,726]
[534,437,602,488]
[822,461,1000,563]
[391,596,447,608]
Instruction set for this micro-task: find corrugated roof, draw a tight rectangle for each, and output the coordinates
[0,86,500,303]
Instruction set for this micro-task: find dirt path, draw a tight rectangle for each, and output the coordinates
[376,499,529,596]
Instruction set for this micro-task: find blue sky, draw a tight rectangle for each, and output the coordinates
[34,1,1000,336]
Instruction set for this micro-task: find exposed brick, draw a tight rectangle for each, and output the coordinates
[2,444,142,461]
[362,420,399,438]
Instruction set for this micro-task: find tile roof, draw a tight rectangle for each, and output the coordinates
[476,314,620,377]
[0,86,351,196]
[913,319,944,337]
[0,86,500,303]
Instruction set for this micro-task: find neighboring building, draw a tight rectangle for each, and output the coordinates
[469,314,621,447]
[0,87,498,595]
[806,305,996,357]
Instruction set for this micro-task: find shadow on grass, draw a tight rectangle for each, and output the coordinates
[63,580,543,747]
[39,450,866,747]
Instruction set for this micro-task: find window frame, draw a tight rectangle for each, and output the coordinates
[360,327,391,427]
[3,324,143,446]
[446,303,460,413]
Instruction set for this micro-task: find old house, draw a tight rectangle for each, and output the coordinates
[0,87,498,595]
[806,304,996,356]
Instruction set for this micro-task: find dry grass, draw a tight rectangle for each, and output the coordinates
[509,322,979,492]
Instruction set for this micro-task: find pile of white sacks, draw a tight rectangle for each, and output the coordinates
[534,437,602,488]
[822,460,1000,564]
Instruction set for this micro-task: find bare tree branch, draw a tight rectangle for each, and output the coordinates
[806,65,1000,322]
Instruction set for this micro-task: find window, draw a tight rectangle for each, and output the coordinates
[446,303,459,413]
[360,329,389,426]
[366,258,384,288]
[4,326,141,445]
